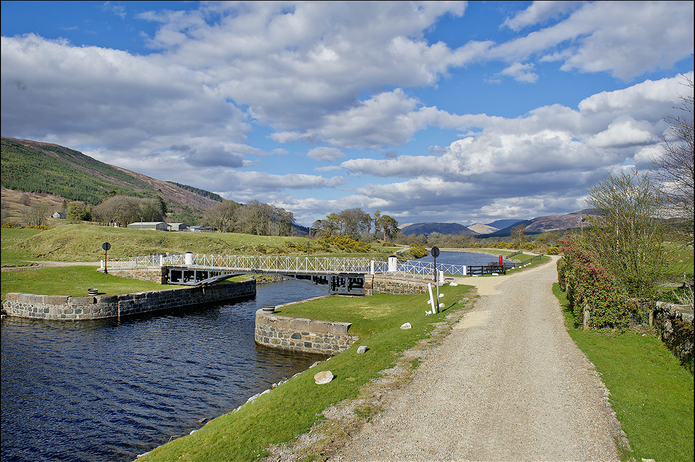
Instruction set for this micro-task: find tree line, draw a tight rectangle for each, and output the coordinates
[311,208,399,241]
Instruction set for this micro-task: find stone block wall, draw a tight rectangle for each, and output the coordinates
[364,274,433,296]
[100,266,167,284]
[3,281,255,321]
[255,310,359,355]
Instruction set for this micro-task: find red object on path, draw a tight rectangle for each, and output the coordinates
[499,255,503,265]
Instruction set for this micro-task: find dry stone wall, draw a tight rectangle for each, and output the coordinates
[3,281,255,321]
[653,301,694,372]
[255,309,359,355]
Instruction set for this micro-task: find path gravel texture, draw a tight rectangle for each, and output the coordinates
[332,257,625,461]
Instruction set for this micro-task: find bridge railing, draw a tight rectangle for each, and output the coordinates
[387,260,468,279]
[103,254,471,278]
[165,254,390,275]
[105,255,163,269]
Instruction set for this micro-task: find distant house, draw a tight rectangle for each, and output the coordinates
[187,225,214,232]
[127,221,168,231]
[52,211,66,219]
[167,222,189,232]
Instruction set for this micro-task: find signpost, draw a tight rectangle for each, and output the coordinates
[431,246,440,313]
[102,242,111,274]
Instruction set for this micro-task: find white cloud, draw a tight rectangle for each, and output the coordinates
[502,2,583,32]
[494,2,694,81]
[500,62,538,83]
[306,147,344,161]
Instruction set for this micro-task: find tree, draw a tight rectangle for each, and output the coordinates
[652,74,694,241]
[203,200,241,232]
[274,206,295,236]
[585,170,667,299]
[67,201,91,223]
[376,214,399,241]
[511,224,527,247]
[138,198,165,222]
[339,208,371,240]
[26,202,48,227]
[93,195,140,226]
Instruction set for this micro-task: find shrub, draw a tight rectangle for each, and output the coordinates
[408,243,428,259]
[559,234,638,330]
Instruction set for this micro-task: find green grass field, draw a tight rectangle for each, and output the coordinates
[554,283,694,462]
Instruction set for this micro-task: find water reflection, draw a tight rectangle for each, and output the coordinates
[1,280,327,462]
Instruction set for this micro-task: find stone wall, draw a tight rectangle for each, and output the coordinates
[100,266,167,284]
[255,309,359,355]
[2,281,255,321]
[653,302,694,372]
[365,274,433,296]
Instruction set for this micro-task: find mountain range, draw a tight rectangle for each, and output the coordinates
[400,211,587,238]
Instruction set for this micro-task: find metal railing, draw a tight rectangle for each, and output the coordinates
[106,253,390,275]
[105,253,482,279]
[386,260,468,279]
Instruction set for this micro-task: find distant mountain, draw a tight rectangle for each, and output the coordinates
[1,137,222,214]
[485,219,524,230]
[467,223,498,234]
[477,211,588,237]
[525,210,587,233]
[400,222,472,236]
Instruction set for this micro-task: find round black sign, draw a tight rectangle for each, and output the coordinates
[431,246,440,258]
[102,242,111,251]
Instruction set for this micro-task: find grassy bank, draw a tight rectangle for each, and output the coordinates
[1,225,399,264]
[0,266,187,300]
[553,283,694,462]
[139,283,475,461]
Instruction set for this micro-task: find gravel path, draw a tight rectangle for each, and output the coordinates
[332,257,625,461]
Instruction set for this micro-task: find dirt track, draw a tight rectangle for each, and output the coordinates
[331,257,627,461]
[1,261,101,272]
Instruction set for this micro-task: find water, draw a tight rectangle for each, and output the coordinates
[1,280,328,462]
[418,250,512,267]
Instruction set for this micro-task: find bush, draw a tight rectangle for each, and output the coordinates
[317,236,375,253]
[408,243,428,259]
[559,234,638,330]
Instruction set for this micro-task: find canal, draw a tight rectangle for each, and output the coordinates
[1,279,327,462]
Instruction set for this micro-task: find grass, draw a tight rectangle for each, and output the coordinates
[1,225,397,264]
[1,266,186,300]
[1,227,44,266]
[553,283,694,462]
[139,283,474,461]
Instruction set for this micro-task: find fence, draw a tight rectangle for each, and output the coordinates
[104,253,516,279]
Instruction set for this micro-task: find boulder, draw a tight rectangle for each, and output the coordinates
[357,345,369,354]
[314,370,334,385]
[400,322,412,330]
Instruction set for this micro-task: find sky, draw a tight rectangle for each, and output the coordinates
[1,1,693,227]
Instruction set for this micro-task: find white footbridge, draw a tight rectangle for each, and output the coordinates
[103,252,491,295]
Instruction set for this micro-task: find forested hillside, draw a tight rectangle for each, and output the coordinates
[1,137,221,217]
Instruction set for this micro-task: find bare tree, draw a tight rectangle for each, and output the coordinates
[652,74,694,226]
[26,202,49,227]
[511,224,527,246]
[203,200,242,232]
[586,170,667,299]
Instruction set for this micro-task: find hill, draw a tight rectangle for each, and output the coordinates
[1,137,222,217]
[400,222,472,237]
[485,219,523,230]
[467,223,498,234]
[477,211,588,237]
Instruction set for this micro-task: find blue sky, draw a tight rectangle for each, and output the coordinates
[2,1,693,226]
